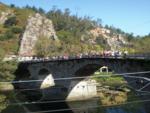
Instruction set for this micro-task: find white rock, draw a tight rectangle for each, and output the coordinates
[19,13,58,57]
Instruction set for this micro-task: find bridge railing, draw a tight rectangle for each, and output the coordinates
[17,53,150,62]
[127,53,150,59]
[5,52,150,62]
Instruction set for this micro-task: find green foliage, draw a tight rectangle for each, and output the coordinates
[4,16,17,28]
[45,8,107,55]
[0,4,34,55]
[131,36,150,53]
[104,25,126,35]
[1,3,150,57]
[34,36,61,57]
[0,61,18,81]
[126,33,134,42]
[0,30,15,41]
[11,26,23,34]
[120,47,135,54]
[57,30,74,41]
[10,4,15,8]
[46,8,94,36]
[0,60,18,112]
[14,8,35,26]
[0,48,5,58]
[0,94,7,112]
[38,8,45,14]
[93,72,125,87]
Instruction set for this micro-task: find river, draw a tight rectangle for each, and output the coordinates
[2,97,149,113]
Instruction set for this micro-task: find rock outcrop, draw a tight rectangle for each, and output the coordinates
[89,27,128,50]
[19,13,58,56]
[0,10,13,24]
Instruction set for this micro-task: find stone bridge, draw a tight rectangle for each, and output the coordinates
[15,57,150,101]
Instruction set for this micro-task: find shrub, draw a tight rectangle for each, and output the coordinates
[0,35,5,41]
[0,48,5,58]
[5,31,15,39]
[4,16,17,28]
[11,26,23,34]
[0,31,15,41]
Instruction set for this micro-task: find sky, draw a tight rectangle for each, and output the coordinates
[0,0,150,36]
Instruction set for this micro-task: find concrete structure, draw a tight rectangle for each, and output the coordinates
[15,58,150,101]
[67,79,97,101]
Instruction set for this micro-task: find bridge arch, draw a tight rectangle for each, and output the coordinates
[74,62,115,77]
[38,68,49,76]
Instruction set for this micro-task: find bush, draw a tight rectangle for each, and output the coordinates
[0,94,7,112]
[0,48,5,58]
[0,31,15,41]
[5,31,15,39]
[0,35,5,41]
[34,36,61,57]
[11,26,23,34]
[0,61,18,112]
[0,61,18,81]
[4,16,17,28]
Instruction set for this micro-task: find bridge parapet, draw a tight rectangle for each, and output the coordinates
[3,52,150,62]
[16,54,150,63]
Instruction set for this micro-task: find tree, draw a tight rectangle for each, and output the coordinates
[0,61,18,112]
[64,8,70,17]
[31,6,38,12]
[96,18,102,27]
[126,33,134,42]
[10,4,15,8]
[38,8,45,14]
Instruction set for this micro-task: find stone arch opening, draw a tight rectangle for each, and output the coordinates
[75,64,114,77]
[38,68,55,101]
[75,64,102,77]
[15,66,31,80]
[38,68,49,76]
[66,63,116,100]
[100,66,108,73]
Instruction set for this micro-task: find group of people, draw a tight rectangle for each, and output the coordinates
[18,50,128,62]
[102,50,128,57]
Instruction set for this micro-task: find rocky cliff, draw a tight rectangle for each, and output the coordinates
[19,13,58,56]
[89,27,128,50]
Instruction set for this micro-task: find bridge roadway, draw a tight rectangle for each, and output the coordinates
[18,54,150,63]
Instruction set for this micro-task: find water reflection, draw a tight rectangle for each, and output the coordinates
[1,97,149,113]
[24,98,148,113]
